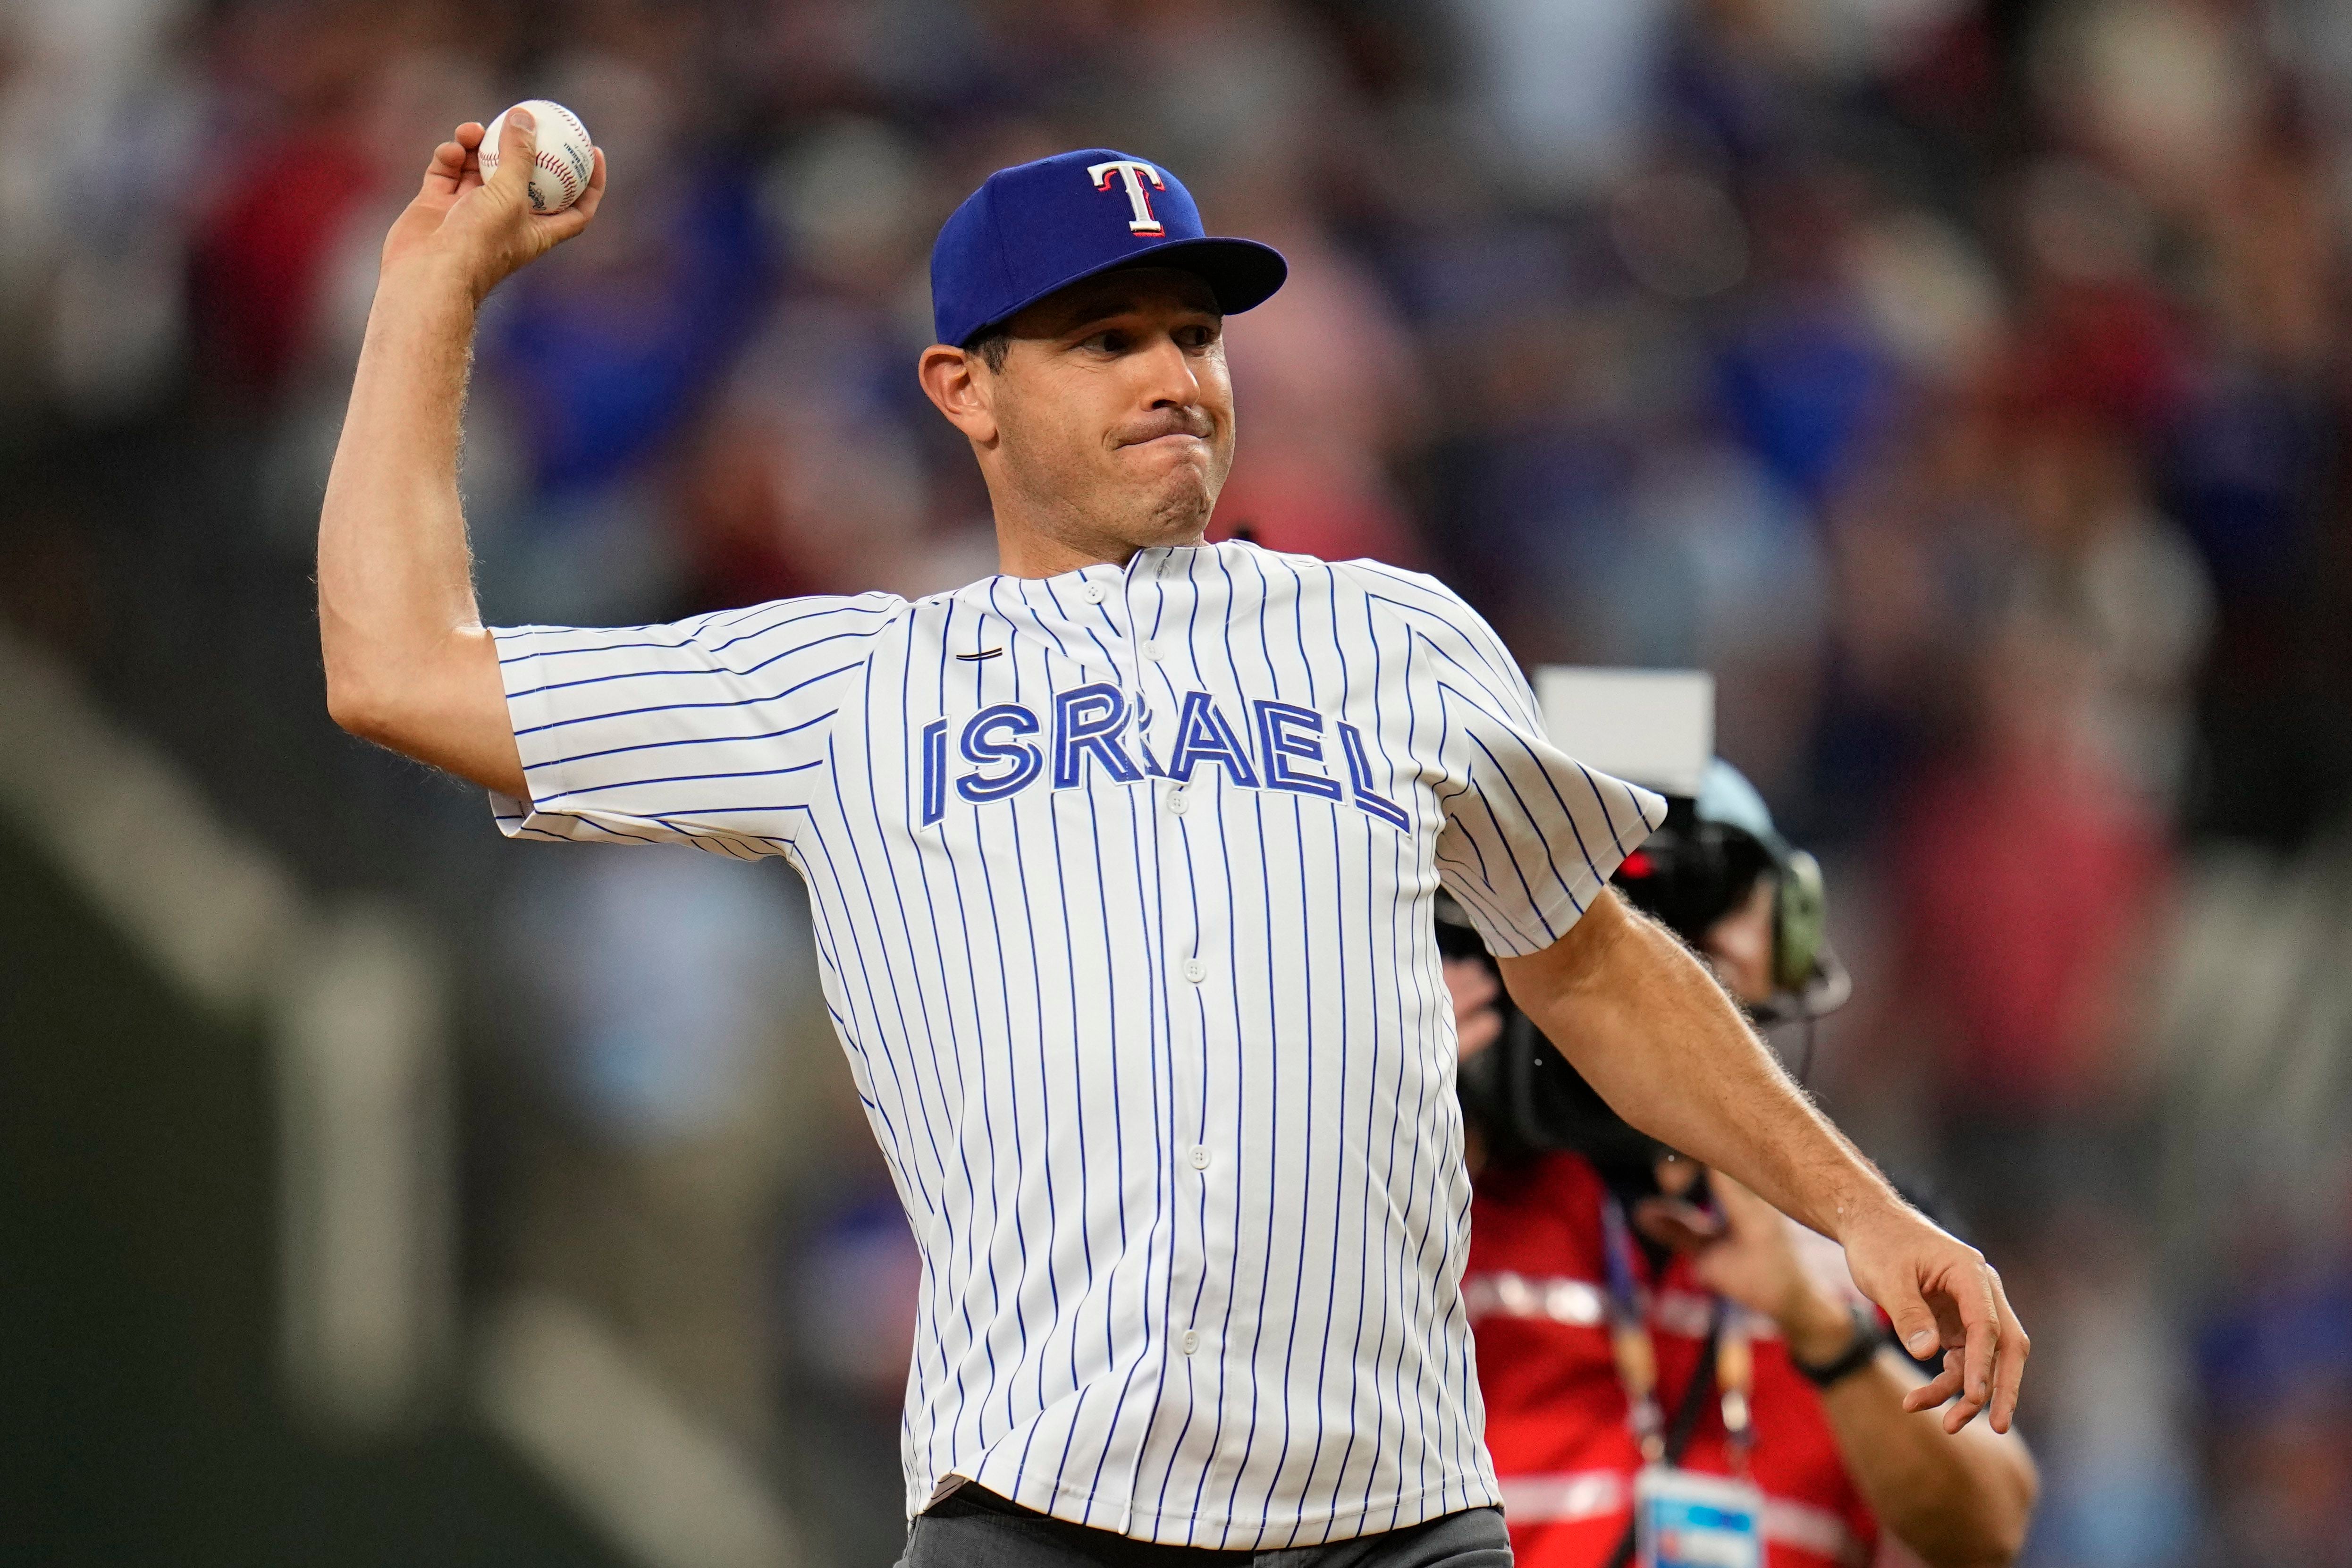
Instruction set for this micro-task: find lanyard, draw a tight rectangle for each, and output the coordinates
[1718,1313,1755,1472]
[1600,1193,1666,1463]
[1600,1193,1757,1477]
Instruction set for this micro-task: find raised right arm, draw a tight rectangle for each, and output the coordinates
[317,110,605,798]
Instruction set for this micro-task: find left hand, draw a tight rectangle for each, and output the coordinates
[1838,1201,2028,1434]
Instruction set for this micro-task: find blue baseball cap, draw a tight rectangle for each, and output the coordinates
[930,149,1288,349]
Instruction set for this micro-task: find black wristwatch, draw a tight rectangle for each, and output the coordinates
[1790,1304,1885,1389]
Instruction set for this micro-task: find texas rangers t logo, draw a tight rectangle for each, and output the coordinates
[1088,159,1166,236]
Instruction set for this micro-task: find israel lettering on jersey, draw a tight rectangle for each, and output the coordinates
[488,541,1665,1549]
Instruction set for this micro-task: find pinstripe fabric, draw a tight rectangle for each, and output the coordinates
[489,542,1665,1548]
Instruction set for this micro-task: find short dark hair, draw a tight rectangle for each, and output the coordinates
[963,325,1011,372]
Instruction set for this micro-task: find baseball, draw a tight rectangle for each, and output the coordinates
[479,99,595,214]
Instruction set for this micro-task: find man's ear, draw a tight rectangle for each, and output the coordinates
[919,345,998,447]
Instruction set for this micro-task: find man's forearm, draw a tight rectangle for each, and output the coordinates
[317,259,522,793]
[320,260,480,726]
[1500,894,1901,1242]
[1811,1345,2038,1567]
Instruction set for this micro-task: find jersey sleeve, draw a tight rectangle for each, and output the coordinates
[487,594,901,859]
[1350,563,1668,957]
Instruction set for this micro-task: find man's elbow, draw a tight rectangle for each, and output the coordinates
[1963,1507,2031,1568]
[325,665,439,758]
[320,631,522,797]
[1925,1457,2039,1568]
[326,669,377,738]
[1910,1512,2027,1568]
[1983,1455,2040,1567]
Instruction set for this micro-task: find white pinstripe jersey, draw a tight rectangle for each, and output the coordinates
[489,541,1664,1548]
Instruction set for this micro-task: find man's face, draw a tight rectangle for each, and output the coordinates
[978,268,1234,555]
[1700,877,1778,1008]
[1443,877,1780,1067]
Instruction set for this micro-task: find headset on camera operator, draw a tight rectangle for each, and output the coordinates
[1449,724,2038,1568]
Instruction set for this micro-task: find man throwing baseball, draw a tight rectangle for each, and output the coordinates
[318,113,2026,1567]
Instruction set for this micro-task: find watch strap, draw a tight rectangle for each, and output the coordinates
[1791,1304,1885,1388]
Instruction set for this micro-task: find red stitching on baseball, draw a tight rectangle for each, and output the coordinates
[483,108,589,210]
[531,148,580,209]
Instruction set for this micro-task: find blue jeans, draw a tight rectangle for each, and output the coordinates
[895,1486,1513,1567]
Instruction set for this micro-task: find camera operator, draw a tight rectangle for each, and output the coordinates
[1449,755,2039,1568]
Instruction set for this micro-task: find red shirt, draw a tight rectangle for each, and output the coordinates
[1468,1151,1880,1568]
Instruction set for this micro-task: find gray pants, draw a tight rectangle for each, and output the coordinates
[895,1486,1512,1567]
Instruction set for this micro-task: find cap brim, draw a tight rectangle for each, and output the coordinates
[963,236,1288,344]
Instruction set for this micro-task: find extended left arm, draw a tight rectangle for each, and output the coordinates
[1496,890,2029,1432]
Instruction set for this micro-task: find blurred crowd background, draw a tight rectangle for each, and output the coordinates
[6,0,2352,1564]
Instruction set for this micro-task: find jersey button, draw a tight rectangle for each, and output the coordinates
[1180,1330,1200,1356]
[1142,641,1163,662]
[1166,787,1188,815]
[1181,959,1207,984]
[1081,582,1107,604]
[1189,1145,1211,1170]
